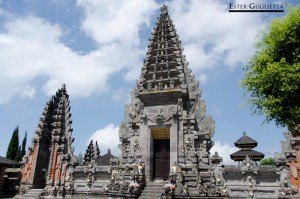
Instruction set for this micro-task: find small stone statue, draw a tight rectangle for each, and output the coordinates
[162,176,176,197]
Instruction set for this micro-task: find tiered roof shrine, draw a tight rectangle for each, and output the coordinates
[230,132,265,162]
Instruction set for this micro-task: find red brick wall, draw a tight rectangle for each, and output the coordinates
[290,146,300,191]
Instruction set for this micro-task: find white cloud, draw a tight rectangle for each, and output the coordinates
[0,0,268,103]
[0,0,158,103]
[88,124,120,156]
[20,86,36,99]
[77,0,157,45]
[112,89,131,104]
[211,141,238,164]
[76,0,158,81]
[0,16,114,103]
[212,103,221,116]
[199,73,207,84]
[168,0,266,73]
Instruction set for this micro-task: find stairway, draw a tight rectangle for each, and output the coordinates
[16,189,44,199]
[139,181,165,199]
[0,183,10,198]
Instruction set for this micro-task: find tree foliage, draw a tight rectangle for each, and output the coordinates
[21,131,27,158]
[242,5,300,133]
[6,126,19,161]
[6,127,27,162]
[260,157,275,166]
[76,153,83,165]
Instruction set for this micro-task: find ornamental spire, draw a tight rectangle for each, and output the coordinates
[20,84,75,190]
[137,5,202,106]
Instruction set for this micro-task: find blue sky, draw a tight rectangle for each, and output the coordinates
[0,0,298,164]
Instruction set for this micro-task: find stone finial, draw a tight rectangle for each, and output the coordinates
[107,148,111,155]
[160,4,168,14]
[62,84,66,90]
[211,151,223,165]
[84,140,95,163]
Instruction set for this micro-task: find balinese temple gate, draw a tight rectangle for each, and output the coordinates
[118,4,215,182]
[14,5,299,199]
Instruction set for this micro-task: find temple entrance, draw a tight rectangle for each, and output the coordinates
[151,128,170,180]
[153,139,170,180]
[32,141,50,188]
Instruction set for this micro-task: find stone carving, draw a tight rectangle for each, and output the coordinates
[184,137,193,151]
[14,4,297,199]
[246,176,255,188]
[135,160,144,174]
[19,85,76,197]
[241,156,258,174]
[132,139,139,152]
[162,177,176,197]
[144,106,177,124]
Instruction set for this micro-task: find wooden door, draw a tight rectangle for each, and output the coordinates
[153,139,170,179]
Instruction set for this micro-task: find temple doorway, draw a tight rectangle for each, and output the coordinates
[32,142,50,188]
[151,128,170,180]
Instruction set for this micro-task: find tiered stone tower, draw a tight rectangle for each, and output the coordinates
[19,85,76,197]
[115,5,220,196]
[12,5,296,199]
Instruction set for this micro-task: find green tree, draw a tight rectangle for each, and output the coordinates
[21,131,27,158]
[242,5,300,134]
[260,158,275,166]
[16,146,22,162]
[76,153,83,165]
[6,126,20,161]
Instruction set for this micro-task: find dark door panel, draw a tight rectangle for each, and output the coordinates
[153,139,170,179]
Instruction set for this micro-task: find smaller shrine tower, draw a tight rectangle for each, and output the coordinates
[230,132,264,162]
[20,85,76,196]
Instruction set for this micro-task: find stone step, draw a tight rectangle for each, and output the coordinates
[141,192,162,196]
[140,196,162,198]
[142,189,164,193]
[143,190,164,193]
[139,194,162,199]
[13,189,45,199]
[26,191,43,194]
[0,195,10,199]
[144,185,163,188]
[140,183,165,199]
[25,190,44,195]
[23,194,42,197]
[143,186,164,189]
[142,192,163,195]
[25,192,43,194]
[22,194,41,197]
[28,189,44,192]
[0,193,11,198]
[16,196,40,199]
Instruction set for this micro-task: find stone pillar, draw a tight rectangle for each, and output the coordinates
[140,124,151,181]
[170,120,178,170]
